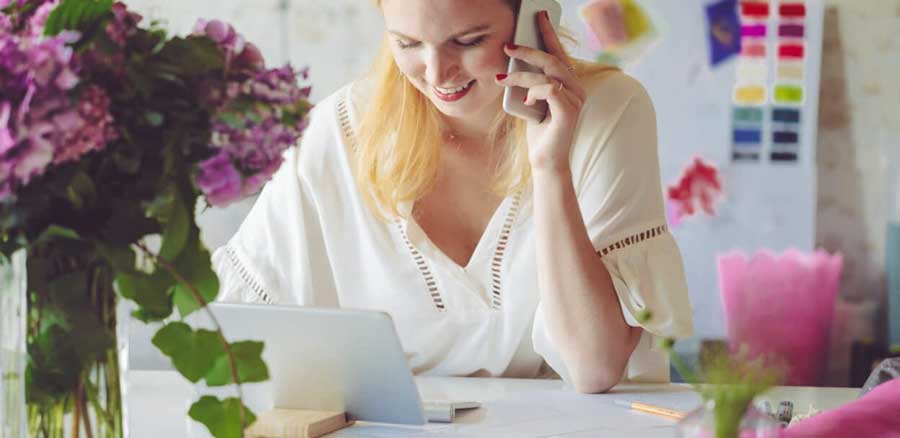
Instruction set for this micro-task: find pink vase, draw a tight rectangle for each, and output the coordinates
[718,249,843,386]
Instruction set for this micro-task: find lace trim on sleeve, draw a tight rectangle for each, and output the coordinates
[598,224,669,258]
[222,244,274,304]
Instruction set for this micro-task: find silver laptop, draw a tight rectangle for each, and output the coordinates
[189,303,479,424]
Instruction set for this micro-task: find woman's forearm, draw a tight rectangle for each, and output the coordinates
[531,163,642,393]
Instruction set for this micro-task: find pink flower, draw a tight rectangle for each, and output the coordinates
[194,19,244,55]
[105,2,141,47]
[233,42,264,72]
[196,151,242,207]
[14,121,55,184]
[52,85,116,164]
[666,157,723,225]
[24,0,59,39]
[0,102,14,155]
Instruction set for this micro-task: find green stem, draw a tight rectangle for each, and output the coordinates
[135,242,249,431]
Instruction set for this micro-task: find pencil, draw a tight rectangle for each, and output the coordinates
[613,399,687,420]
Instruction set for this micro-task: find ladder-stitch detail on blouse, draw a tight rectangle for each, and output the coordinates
[336,96,357,154]
[489,191,522,309]
[223,245,274,304]
[598,224,669,258]
[337,91,520,312]
[337,93,446,311]
[396,219,445,310]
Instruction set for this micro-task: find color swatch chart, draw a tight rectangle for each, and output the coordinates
[732,0,808,163]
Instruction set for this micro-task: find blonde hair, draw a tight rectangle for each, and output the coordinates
[358,0,617,218]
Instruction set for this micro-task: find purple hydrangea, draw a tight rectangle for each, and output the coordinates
[24,0,58,39]
[51,85,117,165]
[245,66,311,105]
[196,65,310,207]
[105,2,141,48]
[0,27,116,199]
[195,150,242,207]
[192,18,264,75]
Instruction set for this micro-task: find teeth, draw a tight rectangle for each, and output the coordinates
[435,81,472,94]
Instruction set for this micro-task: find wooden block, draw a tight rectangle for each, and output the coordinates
[245,409,354,438]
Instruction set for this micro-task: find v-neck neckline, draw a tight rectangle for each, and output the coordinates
[398,191,520,272]
[337,84,527,310]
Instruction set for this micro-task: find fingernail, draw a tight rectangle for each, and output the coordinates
[540,10,549,20]
[505,43,518,50]
[496,73,507,81]
[523,95,528,102]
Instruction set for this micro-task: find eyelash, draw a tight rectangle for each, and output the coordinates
[396,36,487,50]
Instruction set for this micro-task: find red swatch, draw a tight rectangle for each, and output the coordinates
[740,2,769,18]
[779,3,806,17]
[741,42,766,57]
[779,43,804,59]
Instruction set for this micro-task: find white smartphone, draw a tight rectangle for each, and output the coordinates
[502,0,563,123]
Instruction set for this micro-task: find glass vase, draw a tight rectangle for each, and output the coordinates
[1,250,27,438]
[677,399,780,438]
[23,250,126,438]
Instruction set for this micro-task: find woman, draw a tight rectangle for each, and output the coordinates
[213,0,692,393]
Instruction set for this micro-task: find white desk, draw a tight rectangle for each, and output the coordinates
[126,371,858,438]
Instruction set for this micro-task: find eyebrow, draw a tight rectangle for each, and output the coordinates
[388,24,492,42]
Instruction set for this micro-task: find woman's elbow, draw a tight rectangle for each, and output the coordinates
[569,364,625,394]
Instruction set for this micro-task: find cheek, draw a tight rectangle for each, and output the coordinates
[391,50,424,78]
[464,48,508,78]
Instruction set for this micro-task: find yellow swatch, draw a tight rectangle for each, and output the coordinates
[733,86,767,104]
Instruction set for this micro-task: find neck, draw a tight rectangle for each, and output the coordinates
[440,97,503,141]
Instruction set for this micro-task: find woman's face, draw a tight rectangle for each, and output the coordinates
[380,0,515,124]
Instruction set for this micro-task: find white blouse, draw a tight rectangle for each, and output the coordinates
[212,71,693,384]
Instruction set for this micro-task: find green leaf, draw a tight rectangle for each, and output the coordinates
[64,170,96,210]
[189,396,256,438]
[145,111,164,127]
[205,341,268,386]
[44,0,114,36]
[32,225,80,245]
[172,227,219,318]
[158,189,190,262]
[156,37,224,77]
[95,242,137,274]
[152,322,224,382]
[115,270,175,322]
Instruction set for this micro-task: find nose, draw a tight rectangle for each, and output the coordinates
[423,47,459,86]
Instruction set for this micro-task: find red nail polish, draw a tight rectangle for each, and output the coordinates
[540,10,549,20]
[523,95,528,102]
[505,43,518,50]
[496,73,508,81]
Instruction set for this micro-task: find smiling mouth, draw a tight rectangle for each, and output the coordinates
[432,80,476,101]
[432,79,475,95]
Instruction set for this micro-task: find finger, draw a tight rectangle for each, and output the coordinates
[505,44,576,89]
[537,10,566,59]
[495,71,552,89]
[497,72,585,109]
[524,82,581,122]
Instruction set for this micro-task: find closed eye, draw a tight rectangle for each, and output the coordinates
[395,37,486,50]
[455,35,487,47]
[396,39,421,50]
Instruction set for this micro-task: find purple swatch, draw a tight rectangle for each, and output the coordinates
[741,24,767,37]
[779,24,804,37]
